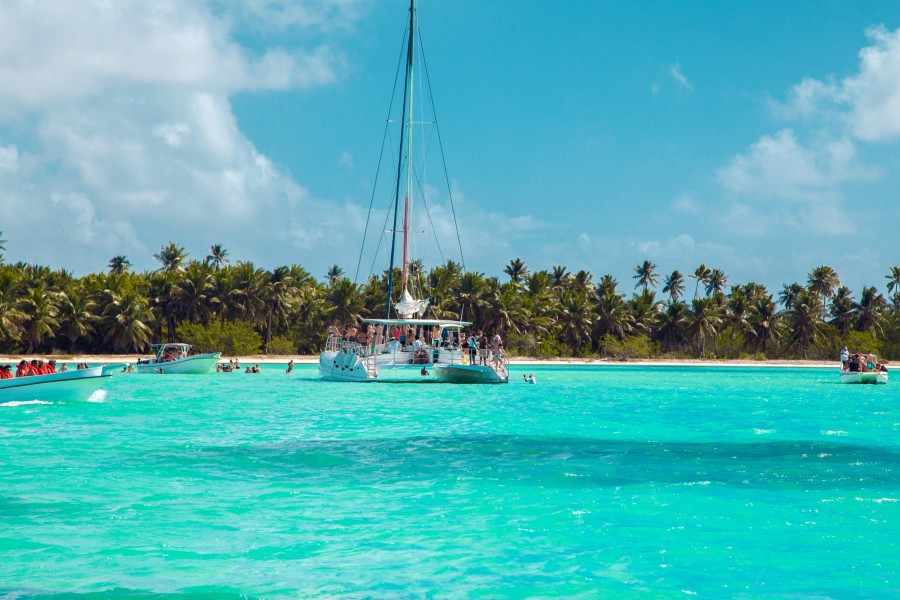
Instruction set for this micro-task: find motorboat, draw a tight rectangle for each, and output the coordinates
[0,366,112,403]
[839,370,887,384]
[135,343,221,374]
[317,0,507,384]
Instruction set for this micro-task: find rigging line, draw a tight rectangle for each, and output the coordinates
[411,160,446,266]
[418,28,466,274]
[354,25,409,285]
[368,119,402,282]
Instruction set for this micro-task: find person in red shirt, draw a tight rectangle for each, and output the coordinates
[0,365,12,379]
[27,360,40,376]
[45,359,57,374]
[15,360,27,377]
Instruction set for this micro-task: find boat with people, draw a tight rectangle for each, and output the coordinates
[0,366,112,403]
[318,0,508,384]
[838,348,888,384]
[135,343,221,374]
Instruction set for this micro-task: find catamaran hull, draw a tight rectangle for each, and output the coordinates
[839,371,888,384]
[433,364,508,384]
[0,367,111,403]
[134,353,222,374]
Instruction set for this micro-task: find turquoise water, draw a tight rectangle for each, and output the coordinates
[1,365,898,598]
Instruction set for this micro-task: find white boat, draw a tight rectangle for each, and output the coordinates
[134,343,221,374]
[0,367,111,403]
[839,370,888,384]
[319,320,508,384]
[319,0,507,385]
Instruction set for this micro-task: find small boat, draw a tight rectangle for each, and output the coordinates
[839,370,888,384]
[0,367,112,403]
[134,343,221,374]
[317,0,507,385]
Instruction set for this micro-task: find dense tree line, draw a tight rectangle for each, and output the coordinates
[1,232,899,360]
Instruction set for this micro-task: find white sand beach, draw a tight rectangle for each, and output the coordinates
[0,354,840,368]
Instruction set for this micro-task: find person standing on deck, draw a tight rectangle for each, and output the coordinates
[840,346,849,371]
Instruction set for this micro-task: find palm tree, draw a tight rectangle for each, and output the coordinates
[327,277,364,327]
[261,266,297,354]
[483,283,530,339]
[633,260,658,293]
[662,270,686,303]
[629,290,663,335]
[595,274,619,299]
[458,271,489,325]
[325,265,344,285]
[108,255,131,275]
[0,275,25,343]
[153,242,188,274]
[854,286,888,336]
[807,265,840,314]
[556,292,594,350]
[778,282,804,310]
[747,295,781,356]
[723,286,751,357]
[785,290,823,358]
[828,286,854,337]
[57,288,98,353]
[551,265,570,287]
[690,264,711,299]
[705,268,728,299]
[207,244,230,270]
[688,298,722,358]
[594,288,633,340]
[19,287,61,353]
[101,289,154,352]
[885,266,900,295]
[655,301,688,352]
[173,263,214,324]
[503,258,529,285]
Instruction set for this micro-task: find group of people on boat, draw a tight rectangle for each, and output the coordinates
[0,359,68,379]
[327,322,507,370]
[840,347,888,373]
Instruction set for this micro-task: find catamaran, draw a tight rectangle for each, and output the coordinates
[319,0,508,384]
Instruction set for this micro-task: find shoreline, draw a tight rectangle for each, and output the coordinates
[0,354,841,369]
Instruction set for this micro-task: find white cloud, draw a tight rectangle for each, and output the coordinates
[0,145,18,172]
[669,193,700,215]
[718,129,870,201]
[669,63,693,92]
[0,0,362,274]
[777,26,900,142]
[339,151,354,168]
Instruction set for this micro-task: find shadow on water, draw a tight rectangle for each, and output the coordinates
[138,435,900,491]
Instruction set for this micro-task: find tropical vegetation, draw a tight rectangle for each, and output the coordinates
[1,232,899,360]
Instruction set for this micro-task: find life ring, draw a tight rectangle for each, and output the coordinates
[413,348,428,364]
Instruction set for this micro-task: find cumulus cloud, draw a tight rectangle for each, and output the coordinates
[776,25,900,141]
[718,129,870,201]
[716,26,900,236]
[0,0,363,274]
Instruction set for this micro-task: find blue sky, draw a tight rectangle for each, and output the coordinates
[1,0,899,296]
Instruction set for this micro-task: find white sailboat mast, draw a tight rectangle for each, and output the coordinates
[401,0,416,298]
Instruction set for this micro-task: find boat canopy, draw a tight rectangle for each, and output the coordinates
[362,318,473,329]
[150,343,193,354]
